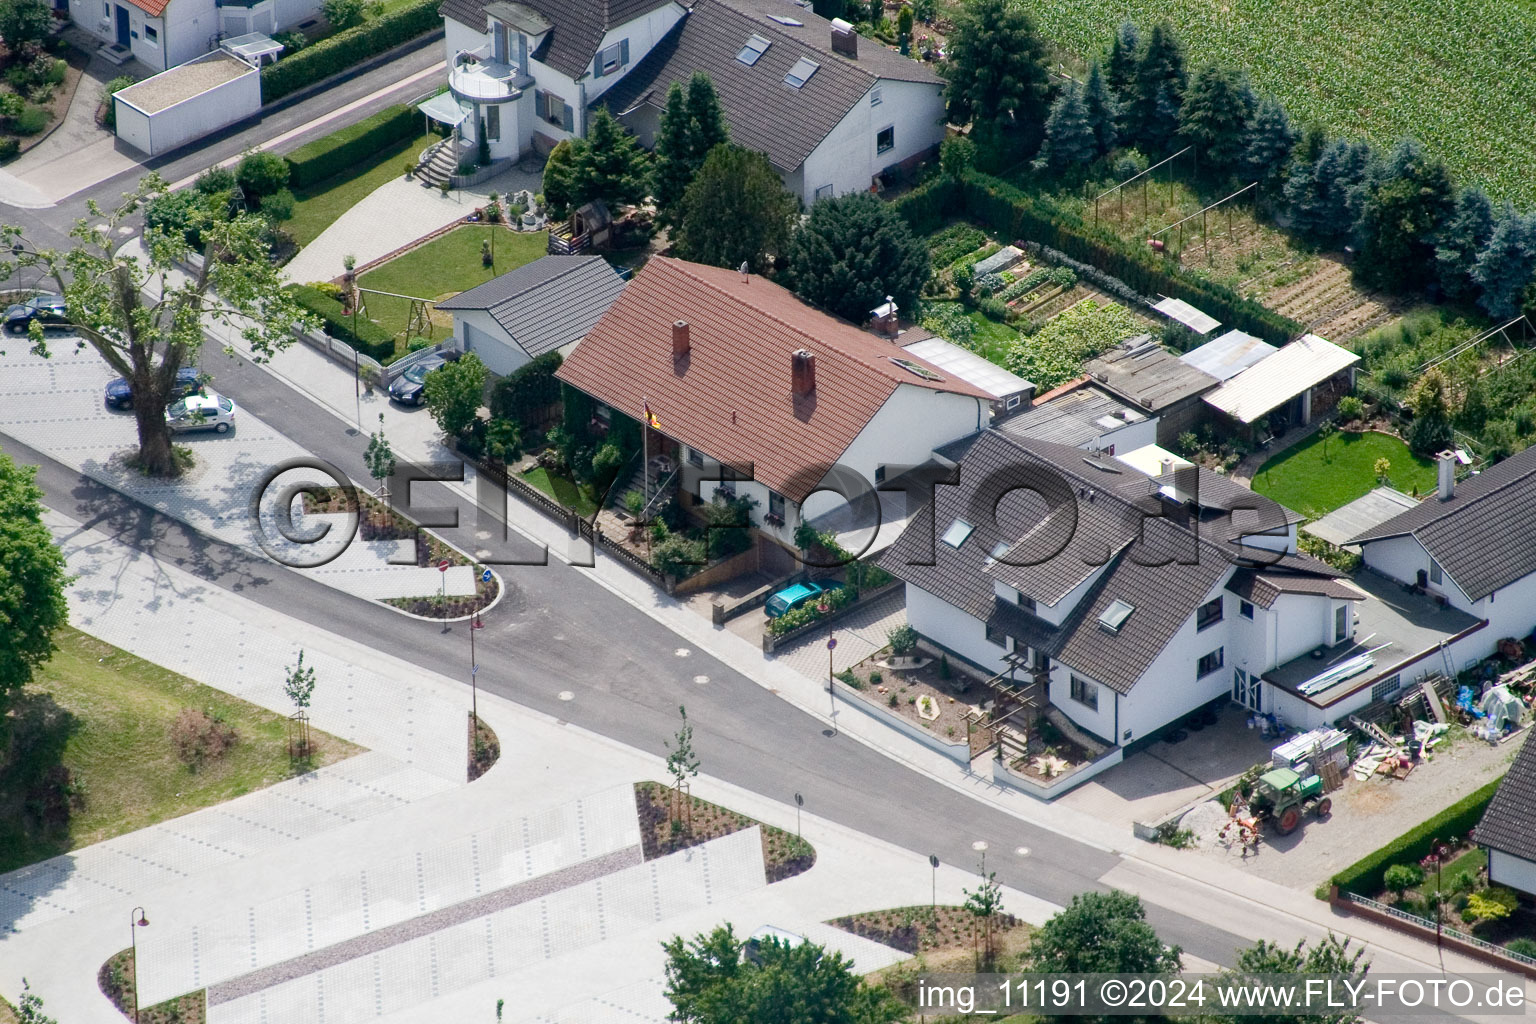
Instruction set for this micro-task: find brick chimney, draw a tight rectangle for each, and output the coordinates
[830,17,857,57]
[868,295,898,338]
[672,319,690,358]
[791,349,816,396]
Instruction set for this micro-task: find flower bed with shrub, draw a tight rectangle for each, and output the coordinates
[633,781,815,882]
[286,282,396,360]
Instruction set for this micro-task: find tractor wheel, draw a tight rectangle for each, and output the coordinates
[1314,797,1332,819]
[1276,807,1301,835]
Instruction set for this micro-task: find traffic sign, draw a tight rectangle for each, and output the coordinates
[827,637,838,650]
[438,559,450,572]
[480,568,493,583]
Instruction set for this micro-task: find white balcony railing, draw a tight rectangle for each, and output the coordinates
[449,47,521,101]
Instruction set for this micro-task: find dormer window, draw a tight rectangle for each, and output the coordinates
[594,39,628,77]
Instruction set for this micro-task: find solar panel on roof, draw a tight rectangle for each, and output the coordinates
[890,357,943,382]
[767,14,803,24]
[737,33,771,65]
[784,56,820,87]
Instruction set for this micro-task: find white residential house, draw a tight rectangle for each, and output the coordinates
[71,0,317,71]
[555,257,993,569]
[432,0,945,202]
[432,0,687,164]
[434,255,627,376]
[1475,732,1536,897]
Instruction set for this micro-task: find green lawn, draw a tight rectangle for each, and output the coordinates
[965,309,1020,364]
[1423,847,1487,895]
[0,628,362,873]
[1252,429,1437,518]
[285,131,438,250]
[358,226,549,354]
[521,466,598,516]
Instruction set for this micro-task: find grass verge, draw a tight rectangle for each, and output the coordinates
[286,132,437,250]
[634,781,815,882]
[0,627,362,874]
[520,466,599,517]
[99,949,205,1024]
[469,712,499,781]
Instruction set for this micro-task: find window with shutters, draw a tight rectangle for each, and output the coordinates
[596,40,627,76]
[539,90,567,128]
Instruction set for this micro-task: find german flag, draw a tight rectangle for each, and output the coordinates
[643,401,660,429]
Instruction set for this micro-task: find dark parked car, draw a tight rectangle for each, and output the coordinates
[388,354,447,405]
[104,367,203,410]
[3,294,69,334]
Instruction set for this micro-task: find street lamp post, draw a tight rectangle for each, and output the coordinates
[1422,837,1453,946]
[129,906,149,1024]
[929,853,939,909]
[794,792,803,837]
[820,601,837,735]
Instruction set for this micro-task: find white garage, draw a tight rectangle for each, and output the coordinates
[113,50,262,157]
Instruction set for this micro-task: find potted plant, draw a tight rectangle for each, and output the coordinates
[485,191,501,223]
[341,254,357,312]
[404,161,414,180]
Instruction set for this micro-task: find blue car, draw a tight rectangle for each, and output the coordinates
[105,367,203,410]
[765,580,843,619]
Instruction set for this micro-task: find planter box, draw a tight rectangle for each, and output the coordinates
[760,580,902,653]
[837,683,971,765]
[992,745,1124,801]
[452,157,514,189]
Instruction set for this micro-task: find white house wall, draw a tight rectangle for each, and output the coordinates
[72,0,215,71]
[1466,570,1536,666]
[273,0,321,33]
[797,77,944,202]
[906,584,1011,676]
[583,4,685,103]
[1112,575,1238,743]
[452,309,530,377]
[443,16,485,66]
[1489,849,1536,897]
[1093,415,1159,455]
[800,383,984,522]
[1046,664,1117,745]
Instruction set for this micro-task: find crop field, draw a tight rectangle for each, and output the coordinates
[1020,0,1536,205]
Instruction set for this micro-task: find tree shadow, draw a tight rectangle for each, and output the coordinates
[0,691,83,930]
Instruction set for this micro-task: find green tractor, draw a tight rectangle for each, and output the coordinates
[1250,767,1332,835]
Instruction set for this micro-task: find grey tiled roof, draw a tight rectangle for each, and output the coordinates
[1476,731,1536,861]
[883,430,1336,694]
[436,256,626,358]
[1349,443,1536,601]
[600,0,940,172]
[1226,568,1364,610]
[438,0,676,77]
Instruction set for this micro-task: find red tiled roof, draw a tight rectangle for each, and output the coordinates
[555,258,991,503]
[124,0,172,18]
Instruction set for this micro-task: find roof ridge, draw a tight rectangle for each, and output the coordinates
[706,0,880,82]
[489,256,593,308]
[1410,449,1536,534]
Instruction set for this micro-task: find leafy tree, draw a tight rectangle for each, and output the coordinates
[963,868,1005,966]
[423,351,488,439]
[1435,187,1495,303]
[321,0,368,29]
[867,0,882,27]
[896,4,913,43]
[571,107,650,210]
[675,145,798,273]
[1472,203,1536,320]
[1354,138,1457,292]
[912,0,934,21]
[940,0,1052,160]
[491,350,563,424]
[235,150,291,202]
[0,0,51,51]
[1458,377,1488,431]
[1129,21,1187,154]
[1383,862,1423,897]
[1178,64,1256,174]
[1406,367,1454,456]
[785,192,929,323]
[663,924,905,1024]
[1028,890,1182,976]
[283,650,317,710]
[1036,80,1097,172]
[653,74,730,224]
[940,135,975,181]
[811,0,846,18]
[1317,419,1337,460]
[1104,20,1140,104]
[1242,94,1297,193]
[0,175,308,476]
[0,453,69,712]
[1081,62,1118,157]
[1215,934,1368,1024]
[542,139,578,219]
[1373,456,1391,482]
[16,979,57,1024]
[364,413,395,498]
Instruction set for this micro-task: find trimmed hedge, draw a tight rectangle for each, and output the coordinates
[286,283,395,361]
[1329,776,1504,898]
[285,103,417,188]
[260,0,441,103]
[890,170,1304,345]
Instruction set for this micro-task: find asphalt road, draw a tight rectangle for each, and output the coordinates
[0,357,1259,971]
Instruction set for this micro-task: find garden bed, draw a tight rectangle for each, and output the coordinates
[99,949,205,1024]
[829,904,1024,956]
[633,781,815,883]
[468,712,499,781]
[839,653,981,747]
[1,42,88,162]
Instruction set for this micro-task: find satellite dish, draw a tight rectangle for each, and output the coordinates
[739,261,749,278]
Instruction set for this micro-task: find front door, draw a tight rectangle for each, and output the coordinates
[1232,667,1261,712]
[115,5,131,47]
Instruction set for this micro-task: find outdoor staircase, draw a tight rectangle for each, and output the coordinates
[417,139,458,188]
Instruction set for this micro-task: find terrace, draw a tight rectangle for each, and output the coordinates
[448,46,527,101]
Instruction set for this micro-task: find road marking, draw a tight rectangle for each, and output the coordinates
[674,648,690,657]
[557,691,574,701]
[693,675,709,685]
[1015,846,1030,857]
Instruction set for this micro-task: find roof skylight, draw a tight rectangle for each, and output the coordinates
[941,519,974,549]
[737,33,771,65]
[784,56,820,88]
[767,13,803,24]
[1098,599,1135,634]
[890,357,943,381]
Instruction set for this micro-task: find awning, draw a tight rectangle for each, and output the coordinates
[1153,295,1221,334]
[418,91,469,127]
[220,32,283,64]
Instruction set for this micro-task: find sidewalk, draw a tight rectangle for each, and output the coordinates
[282,159,543,286]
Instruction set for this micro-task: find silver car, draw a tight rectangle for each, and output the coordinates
[166,392,236,433]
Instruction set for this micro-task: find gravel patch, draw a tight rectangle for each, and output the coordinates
[117,53,254,115]
[207,845,643,1004]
